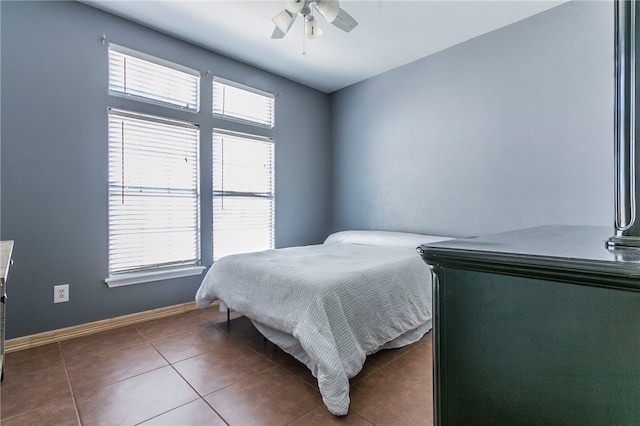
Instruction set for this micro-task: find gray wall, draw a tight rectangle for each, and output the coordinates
[0,1,331,338]
[330,1,614,238]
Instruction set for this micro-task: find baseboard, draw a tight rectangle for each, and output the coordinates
[5,300,218,353]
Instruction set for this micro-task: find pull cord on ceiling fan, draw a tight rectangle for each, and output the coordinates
[271,0,358,43]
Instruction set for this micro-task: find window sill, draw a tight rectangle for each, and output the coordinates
[105,266,206,288]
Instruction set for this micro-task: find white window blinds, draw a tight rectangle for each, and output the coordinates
[212,77,275,128]
[108,111,200,274]
[109,45,199,111]
[213,130,274,260]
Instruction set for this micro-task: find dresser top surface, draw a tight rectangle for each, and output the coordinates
[419,225,640,285]
[421,225,624,261]
[0,241,14,283]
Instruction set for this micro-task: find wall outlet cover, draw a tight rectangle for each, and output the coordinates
[54,284,69,303]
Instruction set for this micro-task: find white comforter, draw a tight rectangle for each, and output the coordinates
[195,234,442,415]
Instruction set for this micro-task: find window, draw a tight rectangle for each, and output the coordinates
[108,111,200,276]
[106,45,202,286]
[109,44,199,111]
[105,43,277,284]
[213,130,274,260]
[212,77,275,127]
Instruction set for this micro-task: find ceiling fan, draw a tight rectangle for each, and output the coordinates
[271,0,358,40]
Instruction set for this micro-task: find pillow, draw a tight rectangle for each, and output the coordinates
[323,230,452,249]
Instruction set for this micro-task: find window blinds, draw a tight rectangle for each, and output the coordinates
[109,45,199,111]
[108,111,200,274]
[106,45,276,271]
[212,78,275,128]
[212,130,274,260]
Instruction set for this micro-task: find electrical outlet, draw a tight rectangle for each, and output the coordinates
[54,284,69,303]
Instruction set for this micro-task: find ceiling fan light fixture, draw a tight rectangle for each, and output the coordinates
[304,15,322,39]
[315,0,339,22]
[304,15,322,38]
[272,10,295,34]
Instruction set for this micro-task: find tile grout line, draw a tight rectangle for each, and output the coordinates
[61,325,188,424]
[58,314,218,426]
[58,341,84,426]
[133,323,210,425]
[163,350,234,425]
[220,318,342,423]
[139,320,233,426]
[200,396,232,426]
[197,315,325,425]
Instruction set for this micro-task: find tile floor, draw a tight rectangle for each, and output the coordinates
[0,306,433,425]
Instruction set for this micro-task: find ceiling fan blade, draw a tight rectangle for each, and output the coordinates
[315,0,339,22]
[272,10,296,35]
[284,0,305,14]
[332,8,358,33]
[271,26,286,39]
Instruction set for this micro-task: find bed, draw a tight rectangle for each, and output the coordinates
[195,230,451,415]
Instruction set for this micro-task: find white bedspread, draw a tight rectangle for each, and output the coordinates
[195,238,438,415]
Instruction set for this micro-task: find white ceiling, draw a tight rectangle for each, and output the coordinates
[82,0,567,93]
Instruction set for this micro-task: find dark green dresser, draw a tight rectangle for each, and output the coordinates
[419,225,640,425]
